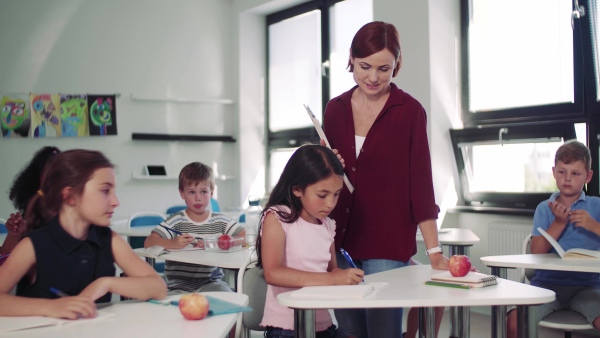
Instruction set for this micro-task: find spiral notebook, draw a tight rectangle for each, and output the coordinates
[430,271,498,288]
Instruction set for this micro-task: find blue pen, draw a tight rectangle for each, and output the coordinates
[50,287,69,298]
[160,224,183,235]
[340,248,364,282]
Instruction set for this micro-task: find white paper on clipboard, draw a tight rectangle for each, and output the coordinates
[303,104,355,194]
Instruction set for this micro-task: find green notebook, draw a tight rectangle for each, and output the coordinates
[169,295,252,316]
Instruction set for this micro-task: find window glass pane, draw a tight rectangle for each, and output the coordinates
[591,1,600,101]
[269,11,322,132]
[460,140,563,193]
[468,0,573,111]
[268,148,297,191]
[329,0,373,99]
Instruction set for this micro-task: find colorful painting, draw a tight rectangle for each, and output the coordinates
[60,94,89,137]
[0,93,31,138]
[87,95,117,136]
[30,93,61,137]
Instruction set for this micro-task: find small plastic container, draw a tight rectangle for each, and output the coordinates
[204,235,244,252]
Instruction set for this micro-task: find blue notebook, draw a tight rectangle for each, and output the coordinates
[170,295,252,316]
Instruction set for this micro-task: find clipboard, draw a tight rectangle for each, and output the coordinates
[303,104,355,193]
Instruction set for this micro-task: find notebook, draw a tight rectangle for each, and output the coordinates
[429,271,498,288]
[290,284,376,299]
[0,310,116,333]
[538,227,600,259]
[166,295,252,316]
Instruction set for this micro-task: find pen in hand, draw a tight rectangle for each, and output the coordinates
[50,287,70,298]
[340,248,364,282]
[160,225,203,243]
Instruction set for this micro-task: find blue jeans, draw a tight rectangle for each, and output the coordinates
[334,252,409,338]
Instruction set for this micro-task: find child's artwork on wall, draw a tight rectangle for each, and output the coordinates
[60,94,89,137]
[87,95,117,136]
[0,93,31,138]
[30,93,61,137]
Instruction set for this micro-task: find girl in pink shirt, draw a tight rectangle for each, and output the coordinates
[257,144,364,338]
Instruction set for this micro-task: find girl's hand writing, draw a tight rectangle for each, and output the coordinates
[44,296,97,319]
[330,267,364,285]
[547,201,570,225]
[173,234,195,249]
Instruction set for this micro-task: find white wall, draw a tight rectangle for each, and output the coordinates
[1,0,533,262]
[0,0,238,220]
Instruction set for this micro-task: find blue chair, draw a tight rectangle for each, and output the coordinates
[166,198,220,215]
[0,218,6,234]
[127,212,166,273]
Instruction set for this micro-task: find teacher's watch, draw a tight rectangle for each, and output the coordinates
[426,244,443,256]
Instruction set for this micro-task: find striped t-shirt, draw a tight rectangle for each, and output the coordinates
[151,210,243,292]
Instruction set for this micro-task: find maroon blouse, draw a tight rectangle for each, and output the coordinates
[323,83,439,262]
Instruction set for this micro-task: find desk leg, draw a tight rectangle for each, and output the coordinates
[490,267,508,338]
[516,305,537,338]
[294,309,316,338]
[418,307,436,338]
[448,245,471,338]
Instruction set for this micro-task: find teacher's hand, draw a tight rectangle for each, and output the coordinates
[428,252,449,270]
[320,139,345,168]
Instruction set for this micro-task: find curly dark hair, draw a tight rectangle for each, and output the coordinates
[8,146,60,214]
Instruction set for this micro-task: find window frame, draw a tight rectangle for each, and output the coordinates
[455,0,600,210]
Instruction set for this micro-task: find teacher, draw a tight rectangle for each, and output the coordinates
[323,21,448,337]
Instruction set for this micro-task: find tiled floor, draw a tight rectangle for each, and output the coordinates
[249,309,600,337]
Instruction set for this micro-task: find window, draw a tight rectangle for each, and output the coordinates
[266,0,372,191]
[456,0,600,209]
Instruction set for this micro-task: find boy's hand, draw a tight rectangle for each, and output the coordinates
[193,239,205,249]
[570,210,600,233]
[548,201,570,224]
[173,234,195,249]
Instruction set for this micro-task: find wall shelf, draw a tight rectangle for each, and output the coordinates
[131,173,177,180]
[132,133,236,142]
[131,94,234,104]
[131,173,235,181]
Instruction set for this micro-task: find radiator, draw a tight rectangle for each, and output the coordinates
[488,222,532,282]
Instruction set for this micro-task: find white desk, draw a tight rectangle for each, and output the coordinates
[481,253,600,338]
[134,247,256,289]
[417,227,480,337]
[1,292,248,338]
[277,265,554,338]
[416,228,480,255]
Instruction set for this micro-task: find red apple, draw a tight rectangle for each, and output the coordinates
[178,293,210,320]
[218,234,233,250]
[448,255,472,277]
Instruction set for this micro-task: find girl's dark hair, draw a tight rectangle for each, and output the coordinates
[9,146,60,214]
[347,21,402,77]
[256,144,344,268]
[25,149,114,231]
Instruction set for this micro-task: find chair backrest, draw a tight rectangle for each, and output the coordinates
[166,205,186,215]
[520,234,536,283]
[128,212,166,228]
[127,212,166,249]
[235,256,267,337]
[0,218,6,234]
[210,198,220,212]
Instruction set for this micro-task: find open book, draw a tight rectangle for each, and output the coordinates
[290,284,376,299]
[538,227,600,259]
[145,244,202,256]
[429,271,498,288]
[0,310,115,333]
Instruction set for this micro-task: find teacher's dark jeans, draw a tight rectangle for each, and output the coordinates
[334,251,409,338]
